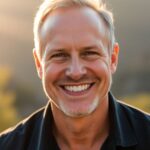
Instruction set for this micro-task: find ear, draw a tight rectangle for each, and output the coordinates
[33,48,43,79]
[110,43,119,74]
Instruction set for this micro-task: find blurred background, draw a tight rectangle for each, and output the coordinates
[0,0,150,132]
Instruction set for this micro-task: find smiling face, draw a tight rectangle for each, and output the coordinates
[33,6,119,117]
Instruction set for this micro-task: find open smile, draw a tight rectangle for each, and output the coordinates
[60,83,95,95]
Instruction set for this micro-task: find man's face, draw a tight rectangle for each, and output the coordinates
[34,7,119,117]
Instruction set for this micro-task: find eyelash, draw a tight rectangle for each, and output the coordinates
[51,53,68,58]
[49,50,100,61]
[82,51,99,56]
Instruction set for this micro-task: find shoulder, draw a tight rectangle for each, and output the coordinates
[117,100,150,122]
[117,100,150,147]
[0,107,45,149]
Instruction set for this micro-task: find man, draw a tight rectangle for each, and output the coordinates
[0,0,150,149]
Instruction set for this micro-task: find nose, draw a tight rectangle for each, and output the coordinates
[66,56,86,80]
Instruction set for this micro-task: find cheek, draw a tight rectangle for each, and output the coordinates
[43,63,65,84]
[87,59,110,76]
[42,63,65,99]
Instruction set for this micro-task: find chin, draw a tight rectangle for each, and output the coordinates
[58,96,100,118]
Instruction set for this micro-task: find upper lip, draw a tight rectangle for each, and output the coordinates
[59,82,95,86]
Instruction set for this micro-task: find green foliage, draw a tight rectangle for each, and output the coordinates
[123,93,150,113]
[0,67,20,132]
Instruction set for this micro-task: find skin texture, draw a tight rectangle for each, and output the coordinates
[33,6,119,150]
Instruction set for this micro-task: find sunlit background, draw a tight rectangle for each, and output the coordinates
[0,0,150,132]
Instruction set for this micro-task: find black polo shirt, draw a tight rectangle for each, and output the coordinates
[0,93,150,150]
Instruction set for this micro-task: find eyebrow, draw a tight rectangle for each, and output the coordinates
[80,46,99,51]
[79,42,104,52]
[42,45,67,60]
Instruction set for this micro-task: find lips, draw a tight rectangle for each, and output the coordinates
[64,84,90,92]
[60,83,94,94]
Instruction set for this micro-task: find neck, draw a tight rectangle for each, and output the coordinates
[51,96,110,150]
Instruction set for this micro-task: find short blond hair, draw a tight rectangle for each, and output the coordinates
[34,0,115,58]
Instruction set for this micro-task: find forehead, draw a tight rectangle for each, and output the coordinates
[40,6,109,51]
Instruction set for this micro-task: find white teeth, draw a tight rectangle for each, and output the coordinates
[64,84,90,92]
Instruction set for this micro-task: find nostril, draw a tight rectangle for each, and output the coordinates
[65,67,87,80]
[65,58,87,80]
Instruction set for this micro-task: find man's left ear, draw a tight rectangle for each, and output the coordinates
[110,42,119,74]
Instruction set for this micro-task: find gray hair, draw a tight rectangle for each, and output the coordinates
[33,0,115,58]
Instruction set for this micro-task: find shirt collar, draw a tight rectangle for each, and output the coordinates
[108,92,137,147]
[37,103,59,150]
[37,93,138,149]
